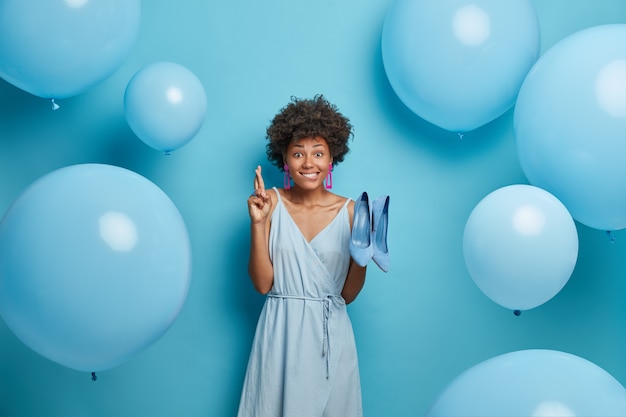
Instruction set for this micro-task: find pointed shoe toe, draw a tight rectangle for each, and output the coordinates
[349,192,373,267]
[372,195,389,273]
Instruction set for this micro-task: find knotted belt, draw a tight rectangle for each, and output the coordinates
[267,293,344,379]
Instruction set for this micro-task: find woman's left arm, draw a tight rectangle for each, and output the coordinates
[342,261,367,304]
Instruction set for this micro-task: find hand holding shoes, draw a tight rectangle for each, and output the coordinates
[349,191,389,272]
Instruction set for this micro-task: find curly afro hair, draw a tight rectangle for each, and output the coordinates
[266,95,353,171]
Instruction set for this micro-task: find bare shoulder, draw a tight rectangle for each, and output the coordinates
[325,192,354,226]
[267,187,279,215]
[327,192,352,209]
[346,198,355,227]
[268,187,279,203]
[330,191,353,205]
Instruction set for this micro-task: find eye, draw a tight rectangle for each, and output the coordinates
[315,152,324,157]
[293,152,303,158]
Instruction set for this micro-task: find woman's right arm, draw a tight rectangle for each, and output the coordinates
[247,166,274,294]
[248,219,274,294]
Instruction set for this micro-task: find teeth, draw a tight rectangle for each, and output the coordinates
[302,173,318,178]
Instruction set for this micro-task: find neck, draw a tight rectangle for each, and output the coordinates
[285,185,331,205]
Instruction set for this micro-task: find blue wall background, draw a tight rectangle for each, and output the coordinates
[1,1,626,416]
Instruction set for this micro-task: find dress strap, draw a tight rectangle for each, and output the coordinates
[272,187,281,202]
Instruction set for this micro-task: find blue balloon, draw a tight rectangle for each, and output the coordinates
[426,349,626,417]
[515,24,626,231]
[463,185,578,311]
[124,62,208,153]
[0,164,191,372]
[381,0,539,132]
[0,0,140,99]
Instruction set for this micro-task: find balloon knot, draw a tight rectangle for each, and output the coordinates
[606,230,616,243]
[513,310,521,316]
[457,133,464,140]
[91,372,97,382]
[51,99,60,110]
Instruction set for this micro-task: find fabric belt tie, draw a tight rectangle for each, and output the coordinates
[268,293,342,379]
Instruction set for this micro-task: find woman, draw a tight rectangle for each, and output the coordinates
[239,95,366,417]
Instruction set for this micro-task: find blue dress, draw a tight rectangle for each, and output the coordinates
[238,188,363,417]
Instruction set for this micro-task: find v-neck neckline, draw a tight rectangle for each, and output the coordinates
[274,188,348,244]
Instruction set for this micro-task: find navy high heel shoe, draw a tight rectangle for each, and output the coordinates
[372,195,389,272]
[350,192,373,267]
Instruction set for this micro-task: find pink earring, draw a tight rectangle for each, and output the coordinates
[325,163,333,189]
[283,163,291,190]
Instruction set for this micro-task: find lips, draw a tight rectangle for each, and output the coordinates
[300,172,319,180]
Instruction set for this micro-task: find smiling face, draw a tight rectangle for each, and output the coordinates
[284,136,333,191]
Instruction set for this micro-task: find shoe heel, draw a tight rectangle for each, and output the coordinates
[350,192,373,267]
[372,195,389,272]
